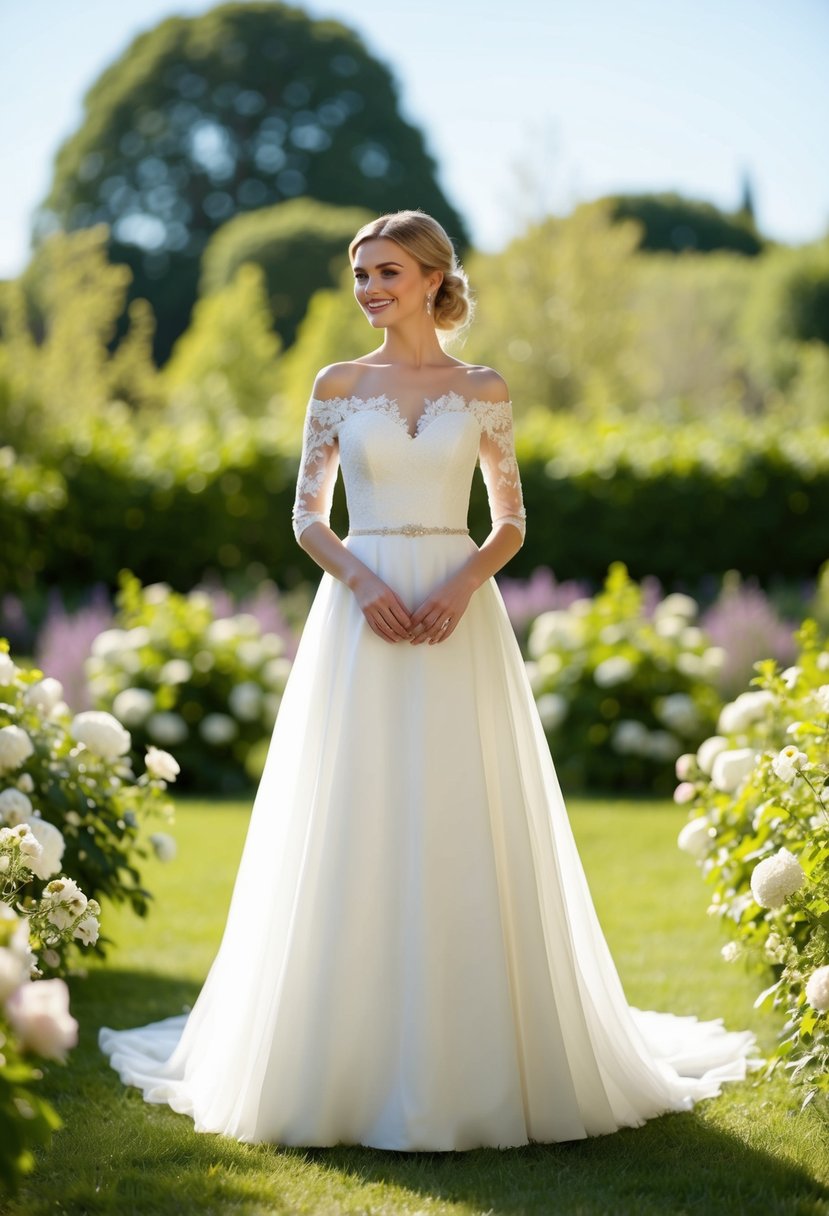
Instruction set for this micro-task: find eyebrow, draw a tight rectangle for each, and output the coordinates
[353,261,403,271]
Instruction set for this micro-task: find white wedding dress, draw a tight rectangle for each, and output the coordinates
[99,390,762,1151]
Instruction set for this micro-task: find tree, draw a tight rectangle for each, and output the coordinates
[602,190,764,255]
[198,197,375,350]
[33,1,469,363]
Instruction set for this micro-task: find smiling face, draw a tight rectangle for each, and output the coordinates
[351,236,441,328]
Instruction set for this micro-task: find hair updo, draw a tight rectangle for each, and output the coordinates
[348,208,475,339]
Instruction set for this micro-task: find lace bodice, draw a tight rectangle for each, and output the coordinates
[290,391,527,545]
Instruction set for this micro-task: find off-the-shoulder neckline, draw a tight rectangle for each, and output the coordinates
[309,391,511,441]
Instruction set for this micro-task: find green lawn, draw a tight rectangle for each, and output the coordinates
[7,797,829,1216]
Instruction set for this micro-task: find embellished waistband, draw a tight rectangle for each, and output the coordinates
[348,524,470,537]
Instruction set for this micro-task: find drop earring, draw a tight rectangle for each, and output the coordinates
[425,293,432,315]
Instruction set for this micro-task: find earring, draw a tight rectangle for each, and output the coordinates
[425,294,432,315]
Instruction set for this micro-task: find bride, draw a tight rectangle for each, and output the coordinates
[99,207,762,1151]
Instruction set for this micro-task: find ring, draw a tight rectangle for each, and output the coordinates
[440,620,449,630]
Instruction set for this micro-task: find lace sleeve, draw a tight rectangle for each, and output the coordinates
[291,397,342,543]
[475,399,527,543]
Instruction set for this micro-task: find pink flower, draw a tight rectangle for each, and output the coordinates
[673,781,696,805]
[5,978,78,1061]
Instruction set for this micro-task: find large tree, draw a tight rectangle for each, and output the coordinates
[33,1,469,362]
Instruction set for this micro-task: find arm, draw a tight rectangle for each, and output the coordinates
[407,385,526,644]
[292,388,413,643]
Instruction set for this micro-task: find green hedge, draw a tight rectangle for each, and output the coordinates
[4,412,829,600]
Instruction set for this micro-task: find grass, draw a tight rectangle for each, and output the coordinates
[5,796,829,1216]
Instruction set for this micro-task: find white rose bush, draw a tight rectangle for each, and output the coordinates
[525,562,722,792]
[675,618,829,1112]
[84,570,292,793]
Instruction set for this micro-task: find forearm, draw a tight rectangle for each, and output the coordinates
[296,521,373,590]
[454,523,524,593]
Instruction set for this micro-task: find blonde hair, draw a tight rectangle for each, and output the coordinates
[348,208,475,338]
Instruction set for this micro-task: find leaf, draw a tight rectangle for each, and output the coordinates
[754,978,783,1009]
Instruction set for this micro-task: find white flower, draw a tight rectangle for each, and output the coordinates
[717,690,775,735]
[70,711,131,761]
[710,747,757,793]
[228,681,263,721]
[149,832,177,863]
[654,615,685,639]
[89,628,131,659]
[805,965,829,1013]
[701,646,726,676]
[16,773,34,793]
[721,941,742,963]
[527,610,584,657]
[43,878,87,929]
[677,816,713,857]
[0,787,33,825]
[112,687,156,726]
[22,677,64,714]
[764,932,786,963]
[146,712,188,746]
[771,745,810,783]
[696,735,729,776]
[236,640,265,667]
[206,618,240,645]
[25,818,66,880]
[656,694,698,735]
[0,651,18,683]
[199,713,238,745]
[781,666,802,690]
[145,747,180,783]
[0,725,35,774]
[593,657,635,687]
[657,593,698,622]
[536,693,568,732]
[815,685,829,714]
[673,781,696,805]
[750,847,805,908]
[5,977,78,1061]
[72,916,100,947]
[818,651,829,672]
[675,753,695,781]
[160,659,193,685]
[0,945,27,1002]
[262,657,292,689]
[611,719,649,756]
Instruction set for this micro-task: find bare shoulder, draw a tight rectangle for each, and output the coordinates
[463,365,511,403]
[311,362,366,401]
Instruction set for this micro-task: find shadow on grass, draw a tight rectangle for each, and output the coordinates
[12,968,827,1216]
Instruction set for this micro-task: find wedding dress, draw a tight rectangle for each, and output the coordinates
[99,389,762,1151]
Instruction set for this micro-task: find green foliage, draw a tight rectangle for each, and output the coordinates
[33,1,469,362]
[525,563,722,792]
[162,262,282,416]
[463,199,646,414]
[676,621,829,1111]
[85,572,293,793]
[199,197,374,350]
[0,1021,62,1196]
[604,190,764,255]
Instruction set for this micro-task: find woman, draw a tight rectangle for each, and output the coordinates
[100,208,761,1151]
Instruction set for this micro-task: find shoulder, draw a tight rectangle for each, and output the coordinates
[463,365,511,404]
[311,362,363,402]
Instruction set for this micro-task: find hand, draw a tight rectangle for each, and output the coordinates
[408,571,476,645]
[350,569,413,644]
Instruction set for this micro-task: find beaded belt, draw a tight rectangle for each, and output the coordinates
[348,524,469,537]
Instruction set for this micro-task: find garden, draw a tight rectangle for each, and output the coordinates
[2,1,829,1210]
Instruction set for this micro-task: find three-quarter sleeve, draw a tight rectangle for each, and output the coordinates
[291,397,341,543]
[476,399,527,543]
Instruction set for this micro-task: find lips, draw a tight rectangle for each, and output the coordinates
[367,300,393,312]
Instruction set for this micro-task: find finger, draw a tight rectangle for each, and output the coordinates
[368,612,400,643]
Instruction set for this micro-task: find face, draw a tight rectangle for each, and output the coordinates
[352,236,441,328]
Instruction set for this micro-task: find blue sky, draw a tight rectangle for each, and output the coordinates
[1,0,827,277]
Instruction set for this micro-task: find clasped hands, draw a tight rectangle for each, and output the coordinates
[351,568,476,645]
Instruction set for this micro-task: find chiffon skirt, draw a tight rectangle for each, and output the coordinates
[99,532,763,1151]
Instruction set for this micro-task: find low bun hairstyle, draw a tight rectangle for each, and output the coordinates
[348,209,475,340]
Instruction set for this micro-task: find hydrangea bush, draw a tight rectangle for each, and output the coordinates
[85,571,292,793]
[0,640,178,935]
[525,562,723,792]
[676,619,829,1111]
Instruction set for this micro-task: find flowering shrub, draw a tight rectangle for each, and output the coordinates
[84,571,293,793]
[675,619,829,1110]
[0,640,178,934]
[525,562,723,791]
